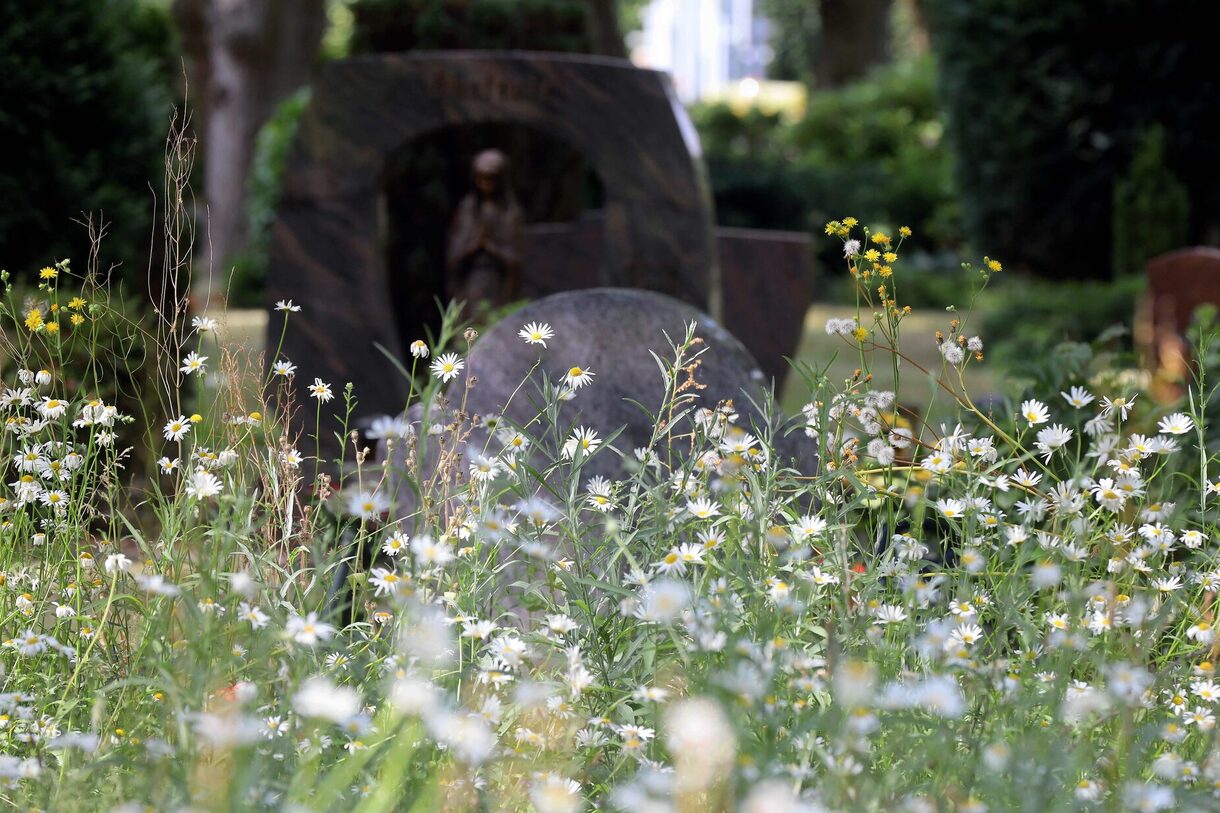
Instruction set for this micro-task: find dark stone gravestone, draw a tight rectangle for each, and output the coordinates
[385,288,817,522]
[267,52,817,462]
[717,227,814,386]
[1137,246,1220,399]
[267,52,719,458]
[520,219,816,388]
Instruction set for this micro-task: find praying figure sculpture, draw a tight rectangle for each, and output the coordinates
[445,149,523,312]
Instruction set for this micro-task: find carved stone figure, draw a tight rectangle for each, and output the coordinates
[445,149,523,311]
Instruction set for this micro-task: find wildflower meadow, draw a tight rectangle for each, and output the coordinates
[3,217,1219,813]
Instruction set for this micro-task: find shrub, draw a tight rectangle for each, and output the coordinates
[1112,125,1190,279]
[977,274,1145,374]
[925,0,1220,278]
[693,57,963,298]
[0,0,172,279]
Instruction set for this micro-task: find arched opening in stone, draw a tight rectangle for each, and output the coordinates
[380,122,606,351]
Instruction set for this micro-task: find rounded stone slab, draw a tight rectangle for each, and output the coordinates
[463,288,789,477]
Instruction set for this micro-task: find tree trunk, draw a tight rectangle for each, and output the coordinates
[816,0,893,88]
[172,0,326,306]
[586,0,626,57]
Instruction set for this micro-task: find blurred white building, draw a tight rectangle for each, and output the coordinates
[632,0,772,103]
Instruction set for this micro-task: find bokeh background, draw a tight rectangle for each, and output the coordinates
[2,0,1218,392]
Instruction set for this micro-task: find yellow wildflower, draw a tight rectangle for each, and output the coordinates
[24,308,43,331]
[70,314,85,326]
[68,297,86,310]
[899,226,912,238]
[39,266,57,280]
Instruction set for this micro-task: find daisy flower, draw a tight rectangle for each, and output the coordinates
[347,489,389,519]
[286,612,335,646]
[563,366,595,390]
[936,498,965,519]
[308,378,334,402]
[274,299,301,312]
[163,416,191,441]
[411,535,454,566]
[1100,394,1136,420]
[1019,399,1049,426]
[1061,386,1094,408]
[1034,424,1073,459]
[518,322,554,348]
[430,352,465,383]
[192,315,219,333]
[1158,412,1194,435]
[685,496,721,519]
[272,359,297,377]
[382,531,409,556]
[179,351,208,376]
[790,514,828,540]
[561,426,601,459]
[409,340,429,359]
[186,471,223,499]
[238,602,269,629]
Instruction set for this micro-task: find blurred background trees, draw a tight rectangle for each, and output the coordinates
[0,0,173,279]
[2,0,1218,350]
[924,0,1220,281]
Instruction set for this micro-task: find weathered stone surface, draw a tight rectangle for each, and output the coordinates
[520,220,816,388]
[267,52,718,461]
[383,289,815,521]
[717,227,815,386]
[462,288,772,474]
[1138,246,1220,399]
[1144,247,1220,333]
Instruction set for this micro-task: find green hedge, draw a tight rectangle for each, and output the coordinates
[0,0,172,278]
[693,57,965,303]
[925,0,1220,279]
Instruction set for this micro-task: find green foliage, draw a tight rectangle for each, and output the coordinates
[350,0,593,53]
[1112,125,1190,278]
[977,274,1144,373]
[9,224,1220,809]
[761,0,818,82]
[0,0,173,279]
[693,57,961,299]
[925,0,1220,279]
